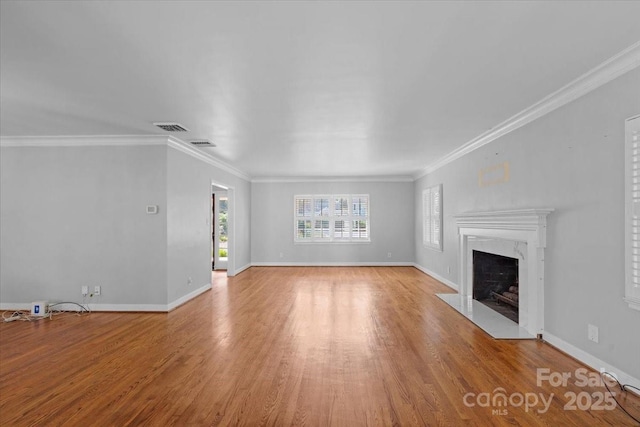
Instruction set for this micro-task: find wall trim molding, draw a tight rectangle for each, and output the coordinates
[0,134,169,147]
[85,303,169,312]
[0,303,34,311]
[251,262,415,267]
[166,136,251,181]
[166,283,211,312]
[251,175,414,183]
[234,263,252,275]
[412,263,459,291]
[0,302,168,312]
[543,332,640,397]
[0,134,251,181]
[415,40,640,179]
[0,283,211,313]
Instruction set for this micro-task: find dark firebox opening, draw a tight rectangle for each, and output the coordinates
[472,250,519,323]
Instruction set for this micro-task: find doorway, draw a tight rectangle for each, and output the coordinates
[213,192,228,270]
[212,184,231,273]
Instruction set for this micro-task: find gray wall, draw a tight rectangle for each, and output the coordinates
[166,148,252,303]
[0,142,252,308]
[0,145,168,305]
[415,68,640,379]
[251,180,415,264]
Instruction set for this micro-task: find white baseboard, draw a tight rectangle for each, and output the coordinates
[0,283,212,313]
[0,303,31,311]
[412,263,459,291]
[235,263,252,275]
[86,303,169,312]
[543,331,640,395]
[251,261,415,267]
[0,302,168,312]
[166,283,211,311]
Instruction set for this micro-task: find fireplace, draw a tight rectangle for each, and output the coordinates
[472,250,519,323]
[455,209,553,336]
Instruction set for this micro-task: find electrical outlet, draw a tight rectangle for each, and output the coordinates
[81,286,88,296]
[447,266,451,274]
[279,252,284,258]
[387,252,392,258]
[94,285,101,296]
[588,324,599,343]
[187,277,192,285]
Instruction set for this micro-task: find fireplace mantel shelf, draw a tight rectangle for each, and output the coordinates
[454,209,554,230]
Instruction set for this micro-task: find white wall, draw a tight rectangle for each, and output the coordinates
[251,180,415,264]
[0,145,168,306]
[415,68,640,380]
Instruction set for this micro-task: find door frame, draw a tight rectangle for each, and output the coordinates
[211,182,236,277]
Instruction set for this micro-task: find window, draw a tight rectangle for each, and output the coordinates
[625,115,640,311]
[423,184,442,251]
[294,194,370,243]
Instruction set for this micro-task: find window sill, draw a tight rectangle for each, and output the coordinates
[624,296,640,311]
[423,245,443,252]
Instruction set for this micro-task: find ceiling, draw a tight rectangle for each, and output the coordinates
[1,1,639,179]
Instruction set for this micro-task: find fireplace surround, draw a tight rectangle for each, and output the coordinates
[455,209,553,336]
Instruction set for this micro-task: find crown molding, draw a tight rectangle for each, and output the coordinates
[415,40,640,180]
[251,175,414,183]
[0,134,168,147]
[165,136,250,181]
[0,134,251,181]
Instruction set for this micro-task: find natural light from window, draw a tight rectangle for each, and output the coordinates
[294,194,370,243]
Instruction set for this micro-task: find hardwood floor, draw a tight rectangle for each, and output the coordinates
[1,267,638,426]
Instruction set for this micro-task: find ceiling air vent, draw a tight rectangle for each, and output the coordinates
[153,122,189,132]
[190,140,216,147]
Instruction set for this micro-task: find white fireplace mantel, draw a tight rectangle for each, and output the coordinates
[455,208,554,336]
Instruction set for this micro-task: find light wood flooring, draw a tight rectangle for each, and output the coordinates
[1,267,638,426]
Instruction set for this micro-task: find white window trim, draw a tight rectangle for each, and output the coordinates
[294,194,370,243]
[625,114,640,311]
[423,184,443,251]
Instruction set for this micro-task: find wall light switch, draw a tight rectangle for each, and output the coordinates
[588,324,599,343]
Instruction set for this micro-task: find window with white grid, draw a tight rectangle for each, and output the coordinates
[294,194,370,243]
[423,184,442,251]
[625,115,640,311]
